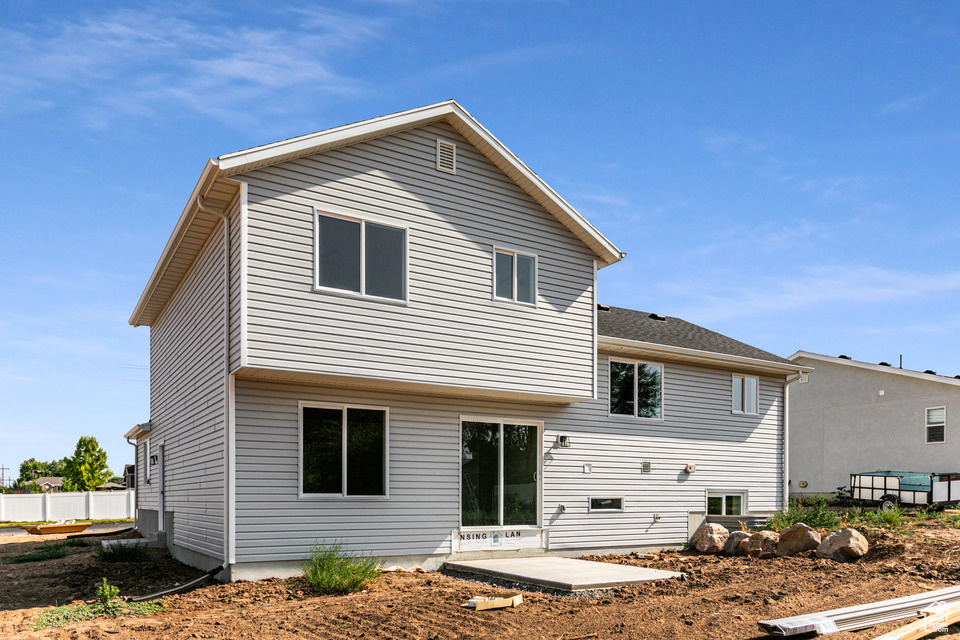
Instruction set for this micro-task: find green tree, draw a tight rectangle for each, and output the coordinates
[15,457,70,486]
[64,437,112,491]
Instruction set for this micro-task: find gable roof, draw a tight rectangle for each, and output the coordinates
[130,100,623,327]
[790,351,960,388]
[33,476,63,486]
[598,305,807,375]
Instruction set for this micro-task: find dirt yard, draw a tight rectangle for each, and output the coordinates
[3,524,960,639]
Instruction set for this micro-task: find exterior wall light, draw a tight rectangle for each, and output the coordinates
[558,435,571,448]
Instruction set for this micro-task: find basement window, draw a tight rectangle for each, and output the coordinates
[589,497,624,512]
[926,406,946,444]
[707,492,744,516]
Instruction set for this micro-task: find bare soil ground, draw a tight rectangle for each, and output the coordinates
[3,524,960,639]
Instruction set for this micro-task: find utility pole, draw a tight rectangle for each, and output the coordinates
[0,465,8,490]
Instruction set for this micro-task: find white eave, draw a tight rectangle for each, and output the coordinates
[124,421,152,440]
[600,336,812,376]
[790,351,960,388]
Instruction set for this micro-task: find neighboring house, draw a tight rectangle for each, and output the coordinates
[34,477,64,493]
[96,482,127,491]
[123,464,136,490]
[126,100,808,580]
[788,351,960,498]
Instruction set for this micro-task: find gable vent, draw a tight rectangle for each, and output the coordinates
[436,139,456,174]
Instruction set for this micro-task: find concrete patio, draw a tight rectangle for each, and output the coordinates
[444,556,684,591]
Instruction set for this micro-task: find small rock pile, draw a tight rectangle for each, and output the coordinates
[691,521,868,562]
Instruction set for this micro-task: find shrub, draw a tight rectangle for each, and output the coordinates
[301,541,382,595]
[96,542,147,563]
[856,504,904,528]
[765,498,840,531]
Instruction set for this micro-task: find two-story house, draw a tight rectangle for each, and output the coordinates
[788,351,960,499]
[126,101,808,580]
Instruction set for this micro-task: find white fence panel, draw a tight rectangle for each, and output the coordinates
[0,490,135,522]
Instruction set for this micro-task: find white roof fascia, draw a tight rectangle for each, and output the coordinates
[790,351,960,388]
[128,160,221,326]
[600,336,812,376]
[216,100,623,266]
[124,422,153,440]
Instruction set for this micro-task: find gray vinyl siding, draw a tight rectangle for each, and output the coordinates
[236,122,596,399]
[149,220,227,559]
[233,356,783,562]
[790,359,960,496]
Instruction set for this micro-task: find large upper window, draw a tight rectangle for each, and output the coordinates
[926,406,946,444]
[732,374,759,414]
[300,404,387,497]
[494,249,536,304]
[315,211,406,301]
[609,360,662,419]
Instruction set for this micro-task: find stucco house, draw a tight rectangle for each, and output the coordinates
[126,101,808,580]
[788,351,960,499]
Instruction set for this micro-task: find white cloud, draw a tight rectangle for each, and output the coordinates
[0,5,391,126]
[877,89,941,116]
[660,265,960,324]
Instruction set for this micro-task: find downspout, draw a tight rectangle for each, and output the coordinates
[125,436,138,531]
[782,370,805,510]
[197,195,232,578]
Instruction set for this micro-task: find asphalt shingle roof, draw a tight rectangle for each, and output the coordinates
[597,305,793,365]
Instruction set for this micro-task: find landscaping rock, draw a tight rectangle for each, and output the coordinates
[722,531,751,556]
[816,528,868,562]
[777,523,821,556]
[740,530,780,558]
[692,522,729,553]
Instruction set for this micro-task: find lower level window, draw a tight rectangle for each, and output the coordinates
[589,497,624,511]
[707,492,744,516]
[301,404,387,497]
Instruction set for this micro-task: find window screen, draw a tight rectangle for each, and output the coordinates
[495,252,514,299]
[317,216,361,293]
[364,222,404,300]
[609,361,635,415]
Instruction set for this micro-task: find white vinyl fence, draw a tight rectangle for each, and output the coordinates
[0,490,135,522]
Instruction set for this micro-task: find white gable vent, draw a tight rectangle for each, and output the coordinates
[436,138,456,174]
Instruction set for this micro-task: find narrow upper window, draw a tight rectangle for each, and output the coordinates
[301,404,387,497]
[609,360,662,419]
[732,374,759,414]
[926,407,946,444]
[315,211,406,301]
[707,492,744,516]
[494,249,536,304]
[437,139,456,174]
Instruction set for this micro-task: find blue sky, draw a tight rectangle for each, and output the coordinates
[1,1,958,479]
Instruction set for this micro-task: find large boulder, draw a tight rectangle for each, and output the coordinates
[740,530,780,558]
[722,531,751,556]
[777,523,822,556]
[692,522,729,553]
[816,528,868,562]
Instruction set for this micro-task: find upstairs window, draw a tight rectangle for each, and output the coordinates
[494,249,536,304]
[315,211,406,301]
[926,406,946,444]
[609,359,663,419]
[732,374,759,414]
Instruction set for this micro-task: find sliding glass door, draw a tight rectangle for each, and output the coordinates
[461,420,539,528]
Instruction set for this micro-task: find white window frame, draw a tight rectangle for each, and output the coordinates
[925,406,946,445]
[588,496,625,513]
[312,207,409,304]
[732,374,759,415]
[607,357,664,420]
[492,247,538,307]
[298,401,390,500]
[706,491,747,516]
[458,415,543,531]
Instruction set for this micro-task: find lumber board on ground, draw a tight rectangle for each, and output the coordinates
[872,603,960,640]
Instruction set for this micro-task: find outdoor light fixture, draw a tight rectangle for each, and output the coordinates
[558,435,570,448]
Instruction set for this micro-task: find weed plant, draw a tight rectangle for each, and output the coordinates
[5,543,68,564]
[765,498,840,531]
[301,541,382,595]
[31,579,163,630]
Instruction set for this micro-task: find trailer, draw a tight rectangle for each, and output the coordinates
[851,471,960,512]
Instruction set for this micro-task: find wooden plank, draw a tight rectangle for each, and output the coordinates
[873,602,960,640]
